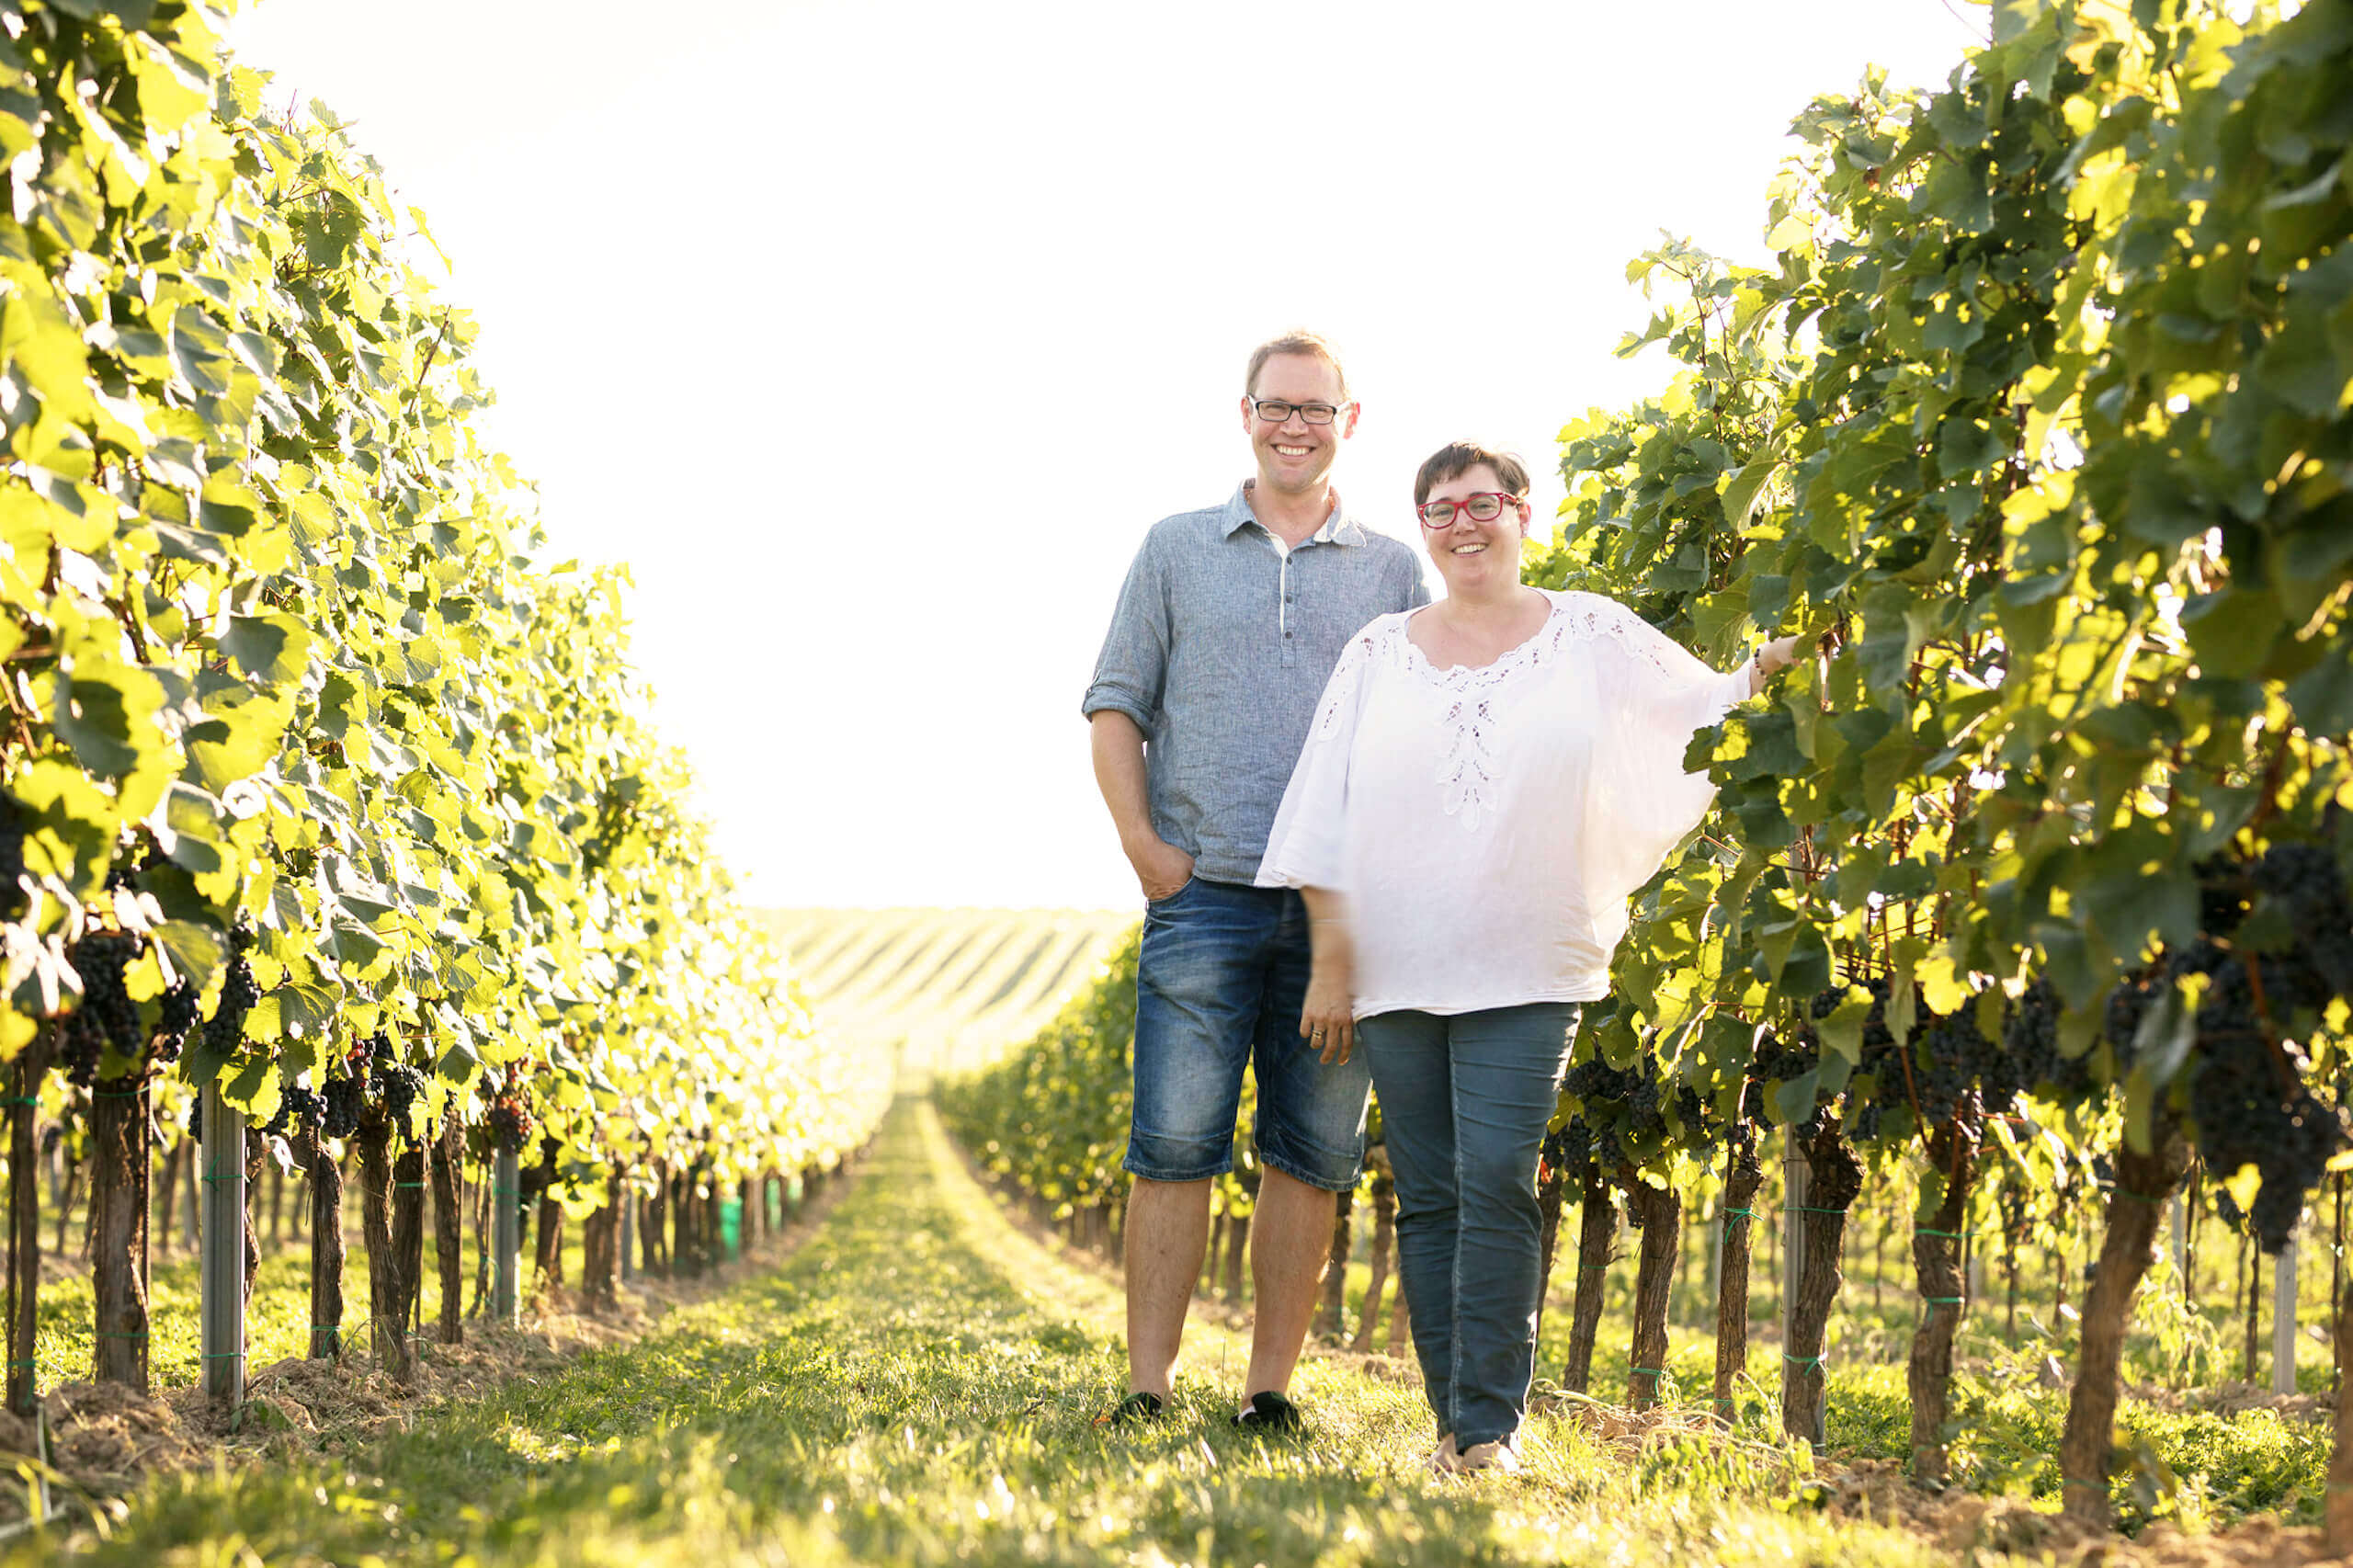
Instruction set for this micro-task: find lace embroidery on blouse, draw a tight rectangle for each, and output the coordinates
[1312,631,1381,739]
[1436,696,1499,830]
[1376,592,1688,833]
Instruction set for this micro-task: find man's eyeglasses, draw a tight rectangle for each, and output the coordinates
[1249,398,1347,426]
[1416,492,1525,528]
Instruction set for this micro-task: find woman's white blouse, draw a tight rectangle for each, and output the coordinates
[1255,589,1756,1019]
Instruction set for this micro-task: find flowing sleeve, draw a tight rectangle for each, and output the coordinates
[1583,597,1756,903]
[1254,625,1381,892]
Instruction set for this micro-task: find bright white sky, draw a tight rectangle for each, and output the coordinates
[227,0,1983,912]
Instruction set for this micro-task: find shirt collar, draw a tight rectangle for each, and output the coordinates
[1222,480,1369,547]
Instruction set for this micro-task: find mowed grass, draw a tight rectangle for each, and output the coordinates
[27,1100,1995,1567]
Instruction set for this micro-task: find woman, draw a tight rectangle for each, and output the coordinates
[1255,441,1802,1473]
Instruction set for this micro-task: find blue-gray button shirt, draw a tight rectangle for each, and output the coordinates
[1082,482,1429,884]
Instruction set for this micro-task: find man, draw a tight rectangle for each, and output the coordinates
[1081,331,1427,1430]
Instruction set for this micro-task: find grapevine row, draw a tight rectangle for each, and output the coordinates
[0,0,887,1408]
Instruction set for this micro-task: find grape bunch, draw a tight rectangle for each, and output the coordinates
[1998,977,2077,1098]
[367,1032,430,1142]
[1544,1118,1595,1183]
[262,1083,324,1139]
[486,1090,534,1154]
[150,976,199,1066]
[1561,1048,1711,1172]
[59,929,145,1086]
[2183,949,2347,1250]
[2250,840,2353,998]
[322,1073,364,1140]
[0,797,25,921]
[203,922,262,1053]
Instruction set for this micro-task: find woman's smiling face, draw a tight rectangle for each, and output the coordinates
[1419,462,1530,595]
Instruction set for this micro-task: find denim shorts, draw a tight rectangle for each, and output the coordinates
[1123,878,1372,1192]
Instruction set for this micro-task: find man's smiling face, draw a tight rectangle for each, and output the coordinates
[1240,352,1357,497]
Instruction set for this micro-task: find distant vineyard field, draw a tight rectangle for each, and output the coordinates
[765,908,1134,1081]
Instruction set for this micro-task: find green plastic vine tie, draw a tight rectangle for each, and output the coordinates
[199,1351,244,1361]
[1925,1296,1964,1307]
[394,1181,427,1189]
[1722,1206,1754,1232]
[1631,1367,1665,1377]
[1783,1354,1823,1370]
[1913,1226,1970,1239]
[3,1096,35,1108]
[1782,1205,1849,1215]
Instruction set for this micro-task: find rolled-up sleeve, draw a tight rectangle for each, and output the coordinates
[1081,536,1168,735]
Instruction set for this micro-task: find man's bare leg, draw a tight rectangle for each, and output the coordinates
[1124,1175,1212,1397]
[1242,1166,1338,1399]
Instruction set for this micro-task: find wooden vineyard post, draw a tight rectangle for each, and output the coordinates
[1781,1127,1813,1438]
[2060,1130,2191,1525]
[2330,1281,2353,1552]
[2172,1195,2188,1293]
[301,1128,346,1360]
[620,1182,634,1284]
[430,1117,463,1346]
[2276,1229,2301,1397]
[199,1082,247,1407]
[492,1146,520,1324]
[1625,1181,1681,1410]
[1563,1173,1616,1394]
[6,1032,53,1418]
[1712,1125,1764,1425]
[89,1080,151,1390]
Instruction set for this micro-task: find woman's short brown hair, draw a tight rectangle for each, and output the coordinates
[1415,441,1530,506]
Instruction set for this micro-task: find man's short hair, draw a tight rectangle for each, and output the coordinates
[1245,331,1351,403]
[1415,441,1531,506]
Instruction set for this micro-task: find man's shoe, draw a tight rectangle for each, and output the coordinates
[1094,1391,1165,1427]
[1232,1390,1303,1434]
[1451,1437,1521,1474]
[1427,1432,1460,1474]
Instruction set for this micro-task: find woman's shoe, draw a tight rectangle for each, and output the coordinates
[1451,1437,1521,1474]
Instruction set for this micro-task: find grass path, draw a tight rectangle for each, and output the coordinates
[28,1098,1978,1566]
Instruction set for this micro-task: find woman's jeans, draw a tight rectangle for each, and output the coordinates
[1358,1003,1581,1449]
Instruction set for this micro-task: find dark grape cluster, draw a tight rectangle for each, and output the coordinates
[59,929,144,1086]
[322,1073,364,1140]
[2183,949,2347,1250]
[203,922,262,1054]
[1561,1050,1711,1173]
[0,797,25,921]
[1999,977,2075,1097]
[486,1091,534,1154]
[2250,841,2353,997]
[367,1031,429,1142]
[262,1083,324,1139]
[150,975,199,1066]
